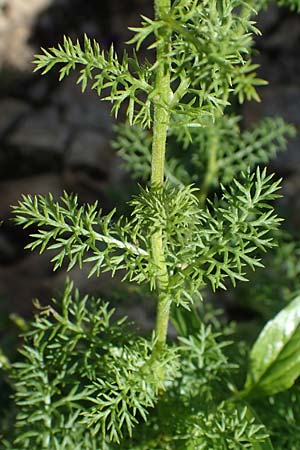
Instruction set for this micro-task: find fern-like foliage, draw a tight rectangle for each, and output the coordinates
[112,124,190,185]
[109,315,270,450]
[34,35,154,127]
[82,340,178,443]
[13,168,281,307]
[7,281,178,448]
[216,117,296,184]
[113,116,295,189]
[130,0,264,122]
[112,124,152,182]
[5,289,272,450]
[185,116,295,187]
[4,1,300,448]
[132,168,281,303]
[12,192,150,282]
[178,324,237,401]
[186,403,269,450]
[34,0,265,128]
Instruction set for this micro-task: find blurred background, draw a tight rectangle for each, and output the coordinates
[0,0,299,332]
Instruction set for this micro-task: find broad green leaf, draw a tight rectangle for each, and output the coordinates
[245,296,300,396]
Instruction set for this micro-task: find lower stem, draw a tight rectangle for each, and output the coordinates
[152,233,170,352]
[151,101,171,353]
[151,0,171,354]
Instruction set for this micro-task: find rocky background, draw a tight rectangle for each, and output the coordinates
[0,1,299,330]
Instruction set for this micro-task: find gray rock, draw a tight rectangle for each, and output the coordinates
[0,231,18,262]
[256,5,280,35]
[0,173,63,220]
[8,107,70,157]
[65,130,112,175]
[260,15,300,51]
[52,75,113,134]
[0,98,30,139]
[27,78,50,104]
[0,0,51,70]
[63,131,115,205]
[280,172,300,230]
[243,86,300,173]
[0,251,57,315]
[244,85,300,124]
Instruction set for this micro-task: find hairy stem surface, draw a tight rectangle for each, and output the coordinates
[152,0,171,353]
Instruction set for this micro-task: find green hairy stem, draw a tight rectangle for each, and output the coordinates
[151,0,172,352]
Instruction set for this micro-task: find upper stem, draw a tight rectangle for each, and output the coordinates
[154,0,171,19]
[151,0,171,353]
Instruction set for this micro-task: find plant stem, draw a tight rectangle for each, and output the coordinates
[152,0,171,353]
[154,0,170,18]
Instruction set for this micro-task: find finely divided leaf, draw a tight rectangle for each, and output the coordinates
[245,296,300,396]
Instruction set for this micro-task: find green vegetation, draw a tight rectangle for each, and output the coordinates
[1,0,300,448]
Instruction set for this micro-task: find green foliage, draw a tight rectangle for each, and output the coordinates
[187,117,295,187]
[278,0,300,10]
[6,280,178,448]
[130,0,264,116]
[255,385,300,450]
[12,192,150,282]
[113,124,153,183]
[245,296,300,396]
[34,35,153,127]
[255,0,300,12]
[82,339,178,443]
[185,404,269,450]
[164,168,281,295]
[34,1,264,129]
[177,324,237,401]
[2,0,300,449]
[14,169,281,307]
[112,124,190,185]
[114,116,295,189]
[235,234,300,319]
[1,280,274,450]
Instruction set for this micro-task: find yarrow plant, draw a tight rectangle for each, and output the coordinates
[1,0,300,449]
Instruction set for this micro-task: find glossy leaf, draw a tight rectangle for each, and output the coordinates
[245,296,300,396]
